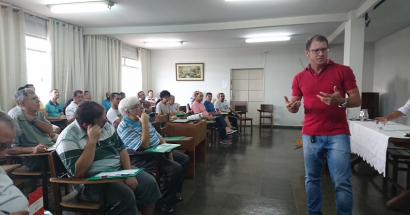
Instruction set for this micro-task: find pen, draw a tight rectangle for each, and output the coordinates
[1,210,10,215]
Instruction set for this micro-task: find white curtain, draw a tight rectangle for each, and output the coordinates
[47,19,84,106]
[84,35,122,102]
[0,7,27,111]
[138,48,150,93]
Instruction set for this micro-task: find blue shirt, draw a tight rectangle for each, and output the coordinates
[102,100,111,111]
[45,100,64,117]
[203,100,216,113]
[117,117,161,151]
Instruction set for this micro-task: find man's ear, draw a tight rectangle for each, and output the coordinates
[304,50,309,58]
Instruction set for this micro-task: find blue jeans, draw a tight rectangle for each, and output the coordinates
[302,134,353,215]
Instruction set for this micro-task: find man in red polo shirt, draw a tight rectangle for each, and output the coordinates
[285,35,361,215]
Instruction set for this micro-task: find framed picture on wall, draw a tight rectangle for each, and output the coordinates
[175,63,204,81]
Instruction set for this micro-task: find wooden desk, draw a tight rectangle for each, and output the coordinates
[1,164,21,173]
[165,121,207,178]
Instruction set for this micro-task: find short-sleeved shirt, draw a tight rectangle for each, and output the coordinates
[139,99,151,109]
[156,102,173,115]
[203,100,216,113]
[45,100,64,117]
[65,99,73,108]
[0,168,28,212]
[56,121,126,194]
[398,98,410,116]
[191,101,209,116]
[107,108,121,125]
[65,101,78,120]
[13,110,53,170]
[8,106,21,118]
[169,103,180,113]
[117,117,161,151]
[146,96,157,107]
[102,100,111,111]
[291,59,358,136]
[214,100,230,112]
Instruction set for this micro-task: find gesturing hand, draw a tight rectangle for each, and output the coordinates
[284,96,301,113]
[137,109,150,123]
[317,86,343,105]
[124,177,138,190]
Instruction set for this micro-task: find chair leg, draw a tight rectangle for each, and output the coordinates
[406,161,410,190]
[270,117,273,130]
[251,119,253,132]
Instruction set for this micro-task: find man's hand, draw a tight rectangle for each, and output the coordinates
[137,109,150,123]
[32,143,48,154]
[124,177,138,190]
[375,117,388,124]
[60,115,67,119]
[22,110,34,121]
[317,86,343,105]
[206,116,214,120]
[48,133,56,138]
[87,124,102,143]
[170,115,177,120]
[236,114,243,120]
[284,96,301,113]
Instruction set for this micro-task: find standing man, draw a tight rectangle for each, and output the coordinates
[45,89,66,120]
[102,92,111,111]
[107,92,122,128]
[284,35,361,215]
[84,91,92,101]
[376,98,410,123]
[65,90,84,124]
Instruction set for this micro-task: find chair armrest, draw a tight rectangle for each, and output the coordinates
[6,152,50,157]
[50,177,124,184]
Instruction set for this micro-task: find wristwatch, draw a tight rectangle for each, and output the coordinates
[338,98,348,108]
[31,117,37,125]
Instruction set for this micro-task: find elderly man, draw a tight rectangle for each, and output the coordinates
[56,101,161,215]
[7,89,55,170]
[285,35,361,215]
[0,112,29,214]
[214,93,242,130]
[168,95,181,113]
[45,89,66,120]
[107,92,122,128]
[84,91,92,101]
[117,97,189,214]
[65,90,84,124]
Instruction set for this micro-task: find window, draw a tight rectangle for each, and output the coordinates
[25,35,51,105]
[121,57,142,97]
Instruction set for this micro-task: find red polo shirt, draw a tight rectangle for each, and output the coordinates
[292,59,357,136]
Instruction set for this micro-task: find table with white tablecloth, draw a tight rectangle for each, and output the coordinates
[348,120,410,176]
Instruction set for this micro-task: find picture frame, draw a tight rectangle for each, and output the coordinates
[176,63,204,81]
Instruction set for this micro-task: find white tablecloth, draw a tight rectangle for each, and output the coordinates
[348,120,410,176]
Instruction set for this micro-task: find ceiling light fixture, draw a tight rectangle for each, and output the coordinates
[47,1,114,13]
[245,36,291,43]
[144,41,183,47]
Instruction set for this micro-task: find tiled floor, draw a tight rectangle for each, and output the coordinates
[20,127,410,214]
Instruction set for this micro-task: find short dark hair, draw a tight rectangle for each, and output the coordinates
[75,101,105,125]
[148,90,153,93]
[110,92,120,100]
[137,91,144,97]
[24,84,34,88]
[49,89,58,93]
[160,90,171,99]
[73,90,83,97]
[17,86,25,91]
[206,92,212,97]
[84,91,89,94]
[120,92,126,97]
[306,35,328,50]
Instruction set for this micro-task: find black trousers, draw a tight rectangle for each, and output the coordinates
[130,150,189,210]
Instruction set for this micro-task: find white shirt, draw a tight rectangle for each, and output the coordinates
[398,98,410,116]
[169,103,180,112]
[146,96,158,107]
[65,101,79,120]
[8,106,21,118]
[0,167,28,212]
[107,108,121,125]
[214,100,230,112]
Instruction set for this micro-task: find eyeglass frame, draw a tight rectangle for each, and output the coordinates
[307,48,330,55]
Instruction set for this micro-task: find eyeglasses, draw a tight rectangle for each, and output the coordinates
[129,105,142,110]
[308,48,329,55]
[25,96,40,102]
[0,143,9,151]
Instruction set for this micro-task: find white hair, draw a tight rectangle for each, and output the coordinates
[118,97,140,117]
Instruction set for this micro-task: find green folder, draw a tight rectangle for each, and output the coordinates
[163,136,186,141]
[213,115,220,118]
[175,113,186,116]
[207,120,215,123]
[144,143,181,153]
[88,168,144,181]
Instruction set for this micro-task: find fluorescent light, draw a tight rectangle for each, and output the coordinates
[144,42,183,47]
[47,1,114,13]
[245,36,291,43]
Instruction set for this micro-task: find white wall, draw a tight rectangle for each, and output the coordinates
[150,44,356,126]
[373,26,410,125]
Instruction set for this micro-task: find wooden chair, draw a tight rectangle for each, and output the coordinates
[48,151,124,215]
[155,114,169,136]
[180,106,187,113]
[257,104,273,130]
[6,153,51,210]
[385,148,410,209]
[235,105,253,133]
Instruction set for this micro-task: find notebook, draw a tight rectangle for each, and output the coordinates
[88,168,144,181]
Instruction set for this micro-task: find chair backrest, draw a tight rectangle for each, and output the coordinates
[180,106,187,113]
[151,122,161,134]
[261,104,273,112]
[235,105,247,116]
[233,101,248,111]
[155,114,169,123]
[48,151,67,179]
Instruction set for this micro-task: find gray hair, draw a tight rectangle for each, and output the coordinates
[118,97,140,117]
[0,111,20,134]
[14,88,35,105]
[169,95,175,100]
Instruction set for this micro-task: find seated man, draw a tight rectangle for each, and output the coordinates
[7,89,55,170]
[214,93,242,130]
[146,90,158,108]
[191,91,236,144]
[56,101,161,215]
[65,90,84,124]
[137,91,155,122]
[0,112,29,214]
[84,91,92,101]
[203,92,235,130]
[117,97,189,214]
[44,89,66,120]
[155,90,177,120]
[168,95,181,113]
[106,92,122,128]
[102,92,111,111]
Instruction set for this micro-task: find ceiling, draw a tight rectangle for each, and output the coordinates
[1,0,409,50]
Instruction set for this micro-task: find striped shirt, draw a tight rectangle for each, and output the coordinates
[56,120,126,194]
[117,117,161,151]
